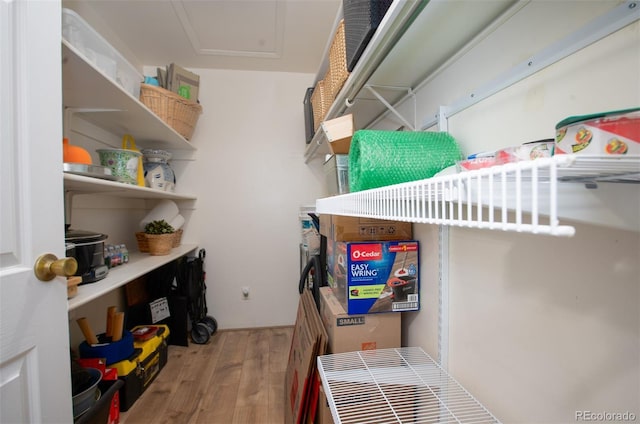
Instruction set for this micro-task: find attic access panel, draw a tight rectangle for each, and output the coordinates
[172,0,283,58]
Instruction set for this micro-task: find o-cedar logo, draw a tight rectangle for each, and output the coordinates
[351,243,383,261]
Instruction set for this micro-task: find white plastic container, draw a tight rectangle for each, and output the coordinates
[299,205,320,254]
[62,8,143,98]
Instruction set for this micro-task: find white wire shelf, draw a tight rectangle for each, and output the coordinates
[318,347,501,424]
[315,155,640,237]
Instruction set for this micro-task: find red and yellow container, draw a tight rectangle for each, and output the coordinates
[555,108,640,156]
[110,325,170,411]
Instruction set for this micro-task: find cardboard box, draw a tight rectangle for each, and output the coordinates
[327,240,420,314]
[320,214,413,242]
[321,114,353,154]
[285,290,328,424]
[319,287,400,353]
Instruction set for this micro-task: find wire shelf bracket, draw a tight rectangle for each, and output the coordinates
[349,85,417,131]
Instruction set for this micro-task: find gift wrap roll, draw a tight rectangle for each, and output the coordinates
[349,130,463,192]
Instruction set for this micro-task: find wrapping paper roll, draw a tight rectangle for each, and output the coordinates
[169,214,185,230]
[349,130,463,192]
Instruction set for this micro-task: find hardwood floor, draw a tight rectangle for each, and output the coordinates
[120,326,294,424]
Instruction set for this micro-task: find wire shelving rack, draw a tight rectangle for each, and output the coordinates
[318,347,501,424]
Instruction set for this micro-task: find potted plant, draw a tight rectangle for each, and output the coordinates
[143,220,175,255]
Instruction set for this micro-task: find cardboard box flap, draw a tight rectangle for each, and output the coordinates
[285,290,328,424]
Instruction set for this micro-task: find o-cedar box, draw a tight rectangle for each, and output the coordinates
[327,240,419,314]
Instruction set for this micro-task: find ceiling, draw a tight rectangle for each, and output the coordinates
[62,0,341,74]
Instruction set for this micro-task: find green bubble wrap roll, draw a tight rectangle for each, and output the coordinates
[349,130,463,192]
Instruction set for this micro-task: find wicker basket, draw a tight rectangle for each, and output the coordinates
[135,232,149,253]
[328,20,350,100]
[171,229,183,248]
[311,78,331,131]
[145,234,173,256]
[139,84,203,140]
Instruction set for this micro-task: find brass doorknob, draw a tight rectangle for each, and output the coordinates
[34,254,78,281]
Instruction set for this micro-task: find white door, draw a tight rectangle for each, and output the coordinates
[0,1,73,423]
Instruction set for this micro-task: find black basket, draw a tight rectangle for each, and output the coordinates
[343,0,393,72]
[303,87,315,144]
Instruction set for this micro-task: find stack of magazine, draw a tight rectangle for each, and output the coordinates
[155,63,200,103]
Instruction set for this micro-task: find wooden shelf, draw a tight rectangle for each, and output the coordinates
[62,40,196,151]
[68,244,198,310]
[64,172,196,200]
[62,23,200,313]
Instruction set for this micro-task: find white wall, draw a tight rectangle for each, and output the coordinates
[172,68,325,329]
[68,68,325,342]
[387,1,639,422]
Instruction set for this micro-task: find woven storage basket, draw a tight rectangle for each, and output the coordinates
[145,234,173,256]
[171,229,183,248]
[328,20,350,100]
[310,78,332,131]
[135,232,149,253]
[139,84,203,140]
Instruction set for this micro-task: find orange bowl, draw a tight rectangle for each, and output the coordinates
[63,138,92,164]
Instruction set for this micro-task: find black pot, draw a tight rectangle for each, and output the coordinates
[65,229,109,284]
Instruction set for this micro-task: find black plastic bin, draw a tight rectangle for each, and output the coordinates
[75,379,124,424]
[303,87,315,143]
[343,0,393,72]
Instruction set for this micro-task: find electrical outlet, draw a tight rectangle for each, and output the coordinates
[241,286,250,300]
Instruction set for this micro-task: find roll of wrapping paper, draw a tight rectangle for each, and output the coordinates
[76,317,99,345]
[105,306,117,338]
[348,130,463,192]
[111,312,125,342]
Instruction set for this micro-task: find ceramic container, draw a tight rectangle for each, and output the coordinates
[96,149,141,184]
[142,149,176,192]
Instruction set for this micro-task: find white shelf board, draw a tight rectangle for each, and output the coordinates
[316,155,640,236]
[62,40,196,151]
[63,172,197,200]
[68,244,198,310]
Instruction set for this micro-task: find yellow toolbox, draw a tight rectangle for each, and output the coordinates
[110,325,170,411]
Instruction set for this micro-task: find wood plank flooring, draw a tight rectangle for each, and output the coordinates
[120,326,293,424]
